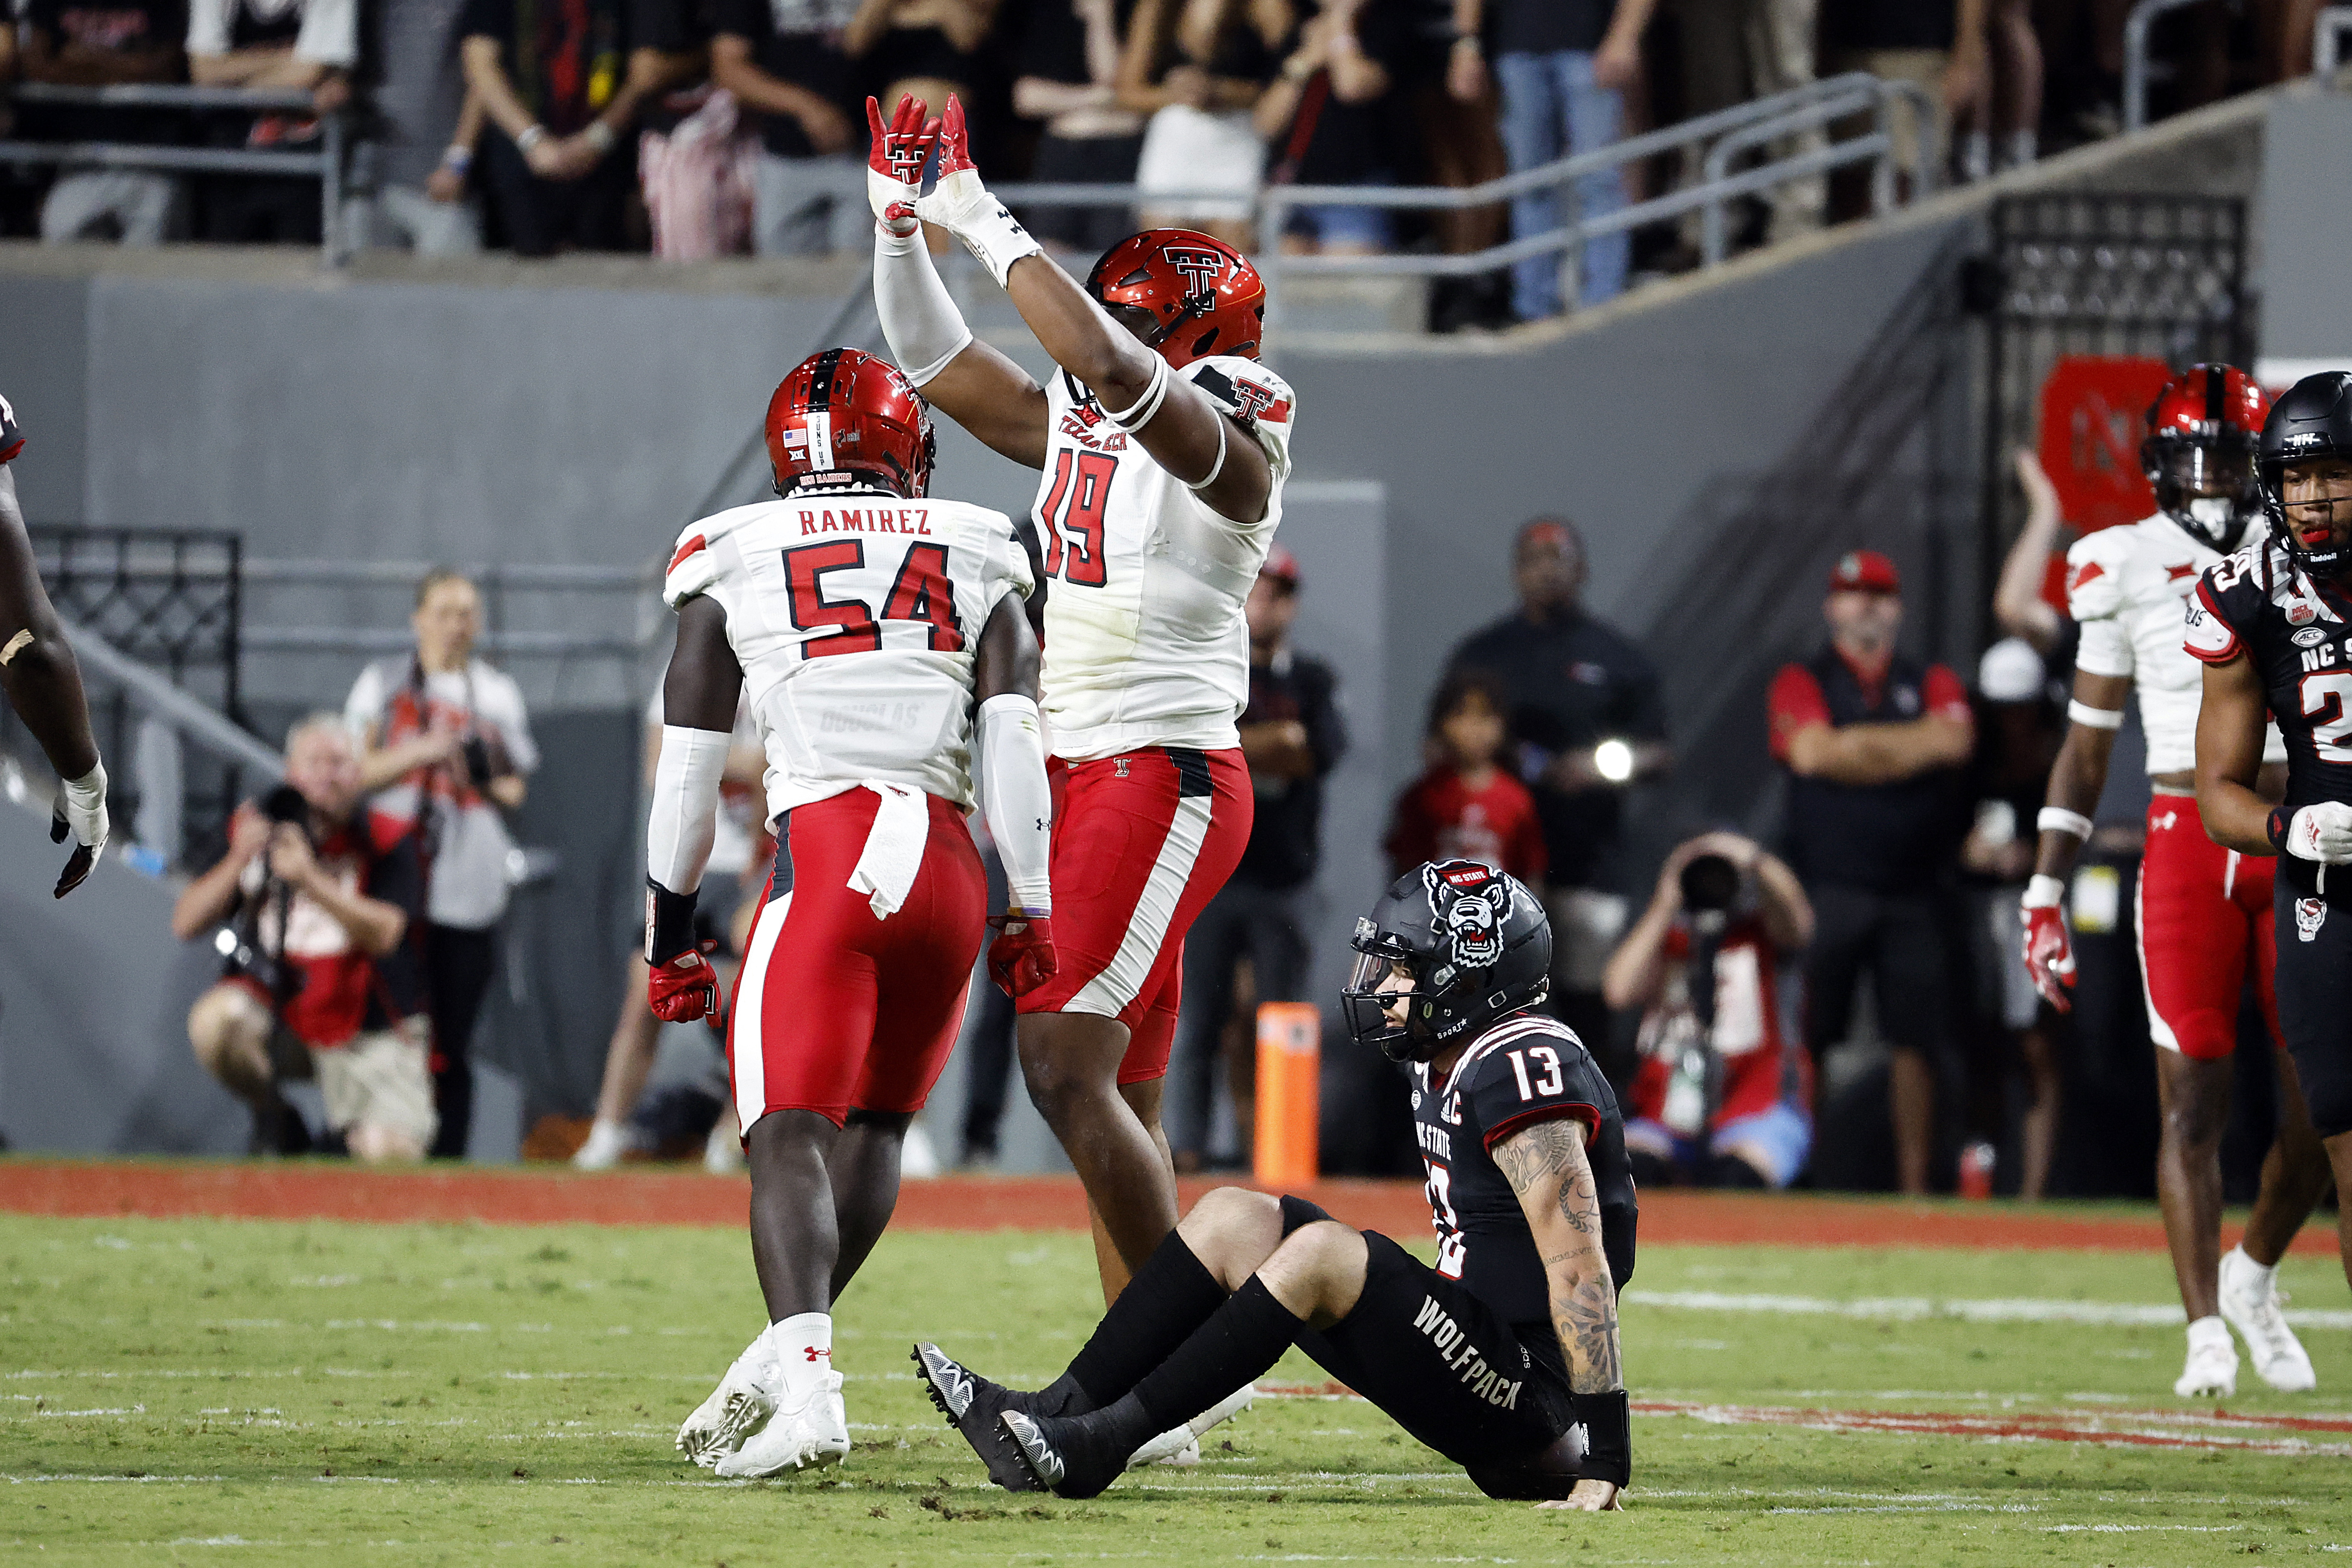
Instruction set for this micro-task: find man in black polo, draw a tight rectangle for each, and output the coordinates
[1167,547,1347,1169]
[1444,517,1670,1064]
[1766,550,1974,1195]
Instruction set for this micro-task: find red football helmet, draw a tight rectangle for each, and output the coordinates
[1085,230,1265,368]
[765,347,935,499]
[2143,363,2270,552]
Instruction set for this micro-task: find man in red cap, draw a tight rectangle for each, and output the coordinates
[1165,545,1347,1174]
[1766,549,1974,1194]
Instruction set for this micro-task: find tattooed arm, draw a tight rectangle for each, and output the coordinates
[1493,1115,1624,1512]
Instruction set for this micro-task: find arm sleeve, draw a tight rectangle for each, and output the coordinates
[647,725,732,894]
[875,226,975,388]
[1765,665,1828,763]
[976,693,1053,914]
[293,0,357,66]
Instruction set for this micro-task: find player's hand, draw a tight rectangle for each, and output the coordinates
[867,93,936,235]
[2020,875,2074,1013]
[914,95,1042,285]
[987,913,1058,998]
[1537,1480,1622,1512]
[2285,802,2352,864]
[50,762,108,899]
[648,939,722,1023]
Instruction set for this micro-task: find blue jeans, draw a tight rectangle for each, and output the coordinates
[1492,49,1628,317]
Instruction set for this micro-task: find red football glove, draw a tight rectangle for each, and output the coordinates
[865,92,937,234]
[988,914,1058,999]
[648,939,722,1024]
[935,92,977,179]
[2020,883,2075,1014]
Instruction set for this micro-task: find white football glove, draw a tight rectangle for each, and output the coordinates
[2285,801,2352,864]
[913,93,1041,288]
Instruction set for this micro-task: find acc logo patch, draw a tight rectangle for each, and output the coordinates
[2295,627,2330,648]
[2297,897,2328,943]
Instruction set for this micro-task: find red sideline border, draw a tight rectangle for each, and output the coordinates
[0,1160,2331,1253]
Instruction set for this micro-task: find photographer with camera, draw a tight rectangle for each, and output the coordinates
[1602,831,1815,1189]
[344,567,538,1158]
[174,715,432,1159]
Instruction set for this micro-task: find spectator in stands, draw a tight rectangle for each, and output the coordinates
[1384,666,1546,881]
[1605,830,1815,1188]
[1260,0,1406,253]
[173,715,432,1161]
[186,0,352,104]
[1400,0,1510,330]
[1819,0,1986,186]
[575,689,766,1170]
[1448,0,1652,316]
[460,0,690,255]
[1119,0,1294,248]
[712,0,866,256]
[1012,0,1146,255]
[1167,547,1345,1169]
[19,0,189,243]
[1766,549,1973,1194]
[1443,515,1670,1065]
[1974,0,2038,172]
[638,41,767,262]
[845,0,996,133]
[1960,636,2063,1199]
[345,567,537,1158]
[1660,0,1821,257]
[347,0,486,254]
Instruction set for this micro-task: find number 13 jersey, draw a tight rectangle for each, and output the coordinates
[1032,356,1299,761]
[663,487,1034,819]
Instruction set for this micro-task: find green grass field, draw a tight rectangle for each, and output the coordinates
[6,1211,2351,1565]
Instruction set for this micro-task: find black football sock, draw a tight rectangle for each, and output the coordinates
[1055,1230,1230,1414]
[1120,1277,1303,1440]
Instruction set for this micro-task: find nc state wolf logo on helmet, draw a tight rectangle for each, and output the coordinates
[1422,860,1516,970]
[1161,244,1226,296]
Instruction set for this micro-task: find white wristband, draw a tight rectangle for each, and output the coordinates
[516,124,549,153]
[1101,353,1170,432]
[1185,412,1230,492]
[2022,873,2067,910]
[916,166,1043,289]
[2036,806,2094,840]
[2067,700,2124,731]
[582,120,616,156]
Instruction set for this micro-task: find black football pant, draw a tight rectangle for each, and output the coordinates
[2273,868,2352,1140]
[426,922,499,1159]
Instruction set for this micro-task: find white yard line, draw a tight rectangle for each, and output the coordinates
[1625,1288,2352,1331]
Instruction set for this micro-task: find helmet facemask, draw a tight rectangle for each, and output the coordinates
[1340,942,1437,1064]
[2148,434,2261,553]
[2267,457,2352,579]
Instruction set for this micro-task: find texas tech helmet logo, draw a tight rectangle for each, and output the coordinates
[1422,860,1515,970]
[1161,244,1225,296]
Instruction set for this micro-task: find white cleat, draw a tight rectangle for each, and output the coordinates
[1126,1384,1255,1470]
[2219,1246,2317,1392]
[677,1340,779,1470]
[572,1118,632,1171]
[714,1371,850,1478]
[2175,1316,2239,1398]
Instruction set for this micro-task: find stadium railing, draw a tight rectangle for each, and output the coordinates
[991,71,1939,337]
[0,83,347,263]
[241,558,654,663]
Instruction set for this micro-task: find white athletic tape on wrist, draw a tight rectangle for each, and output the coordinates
[2068,700,2125,731]
[917,169,1042,288]
[0,629,33,665]
[62,760,108,848]
[2022,873,2067,910]
[2036,806,2094,840]
[646,725,730,894]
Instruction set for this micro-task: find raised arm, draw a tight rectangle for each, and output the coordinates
[1491,1117,1626,1512]
[1993,451,2067,655]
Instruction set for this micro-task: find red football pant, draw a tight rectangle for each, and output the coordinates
[728,788,986,1129]
[2136,793,2280,1061]
[1016,746,1253,1085]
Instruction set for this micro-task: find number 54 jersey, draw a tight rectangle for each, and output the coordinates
[663,487,1035,818]
[1032,356,1298,761]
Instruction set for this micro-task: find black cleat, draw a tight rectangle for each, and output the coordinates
[999,1408,1129,1500]
[912,1342,1042,1492]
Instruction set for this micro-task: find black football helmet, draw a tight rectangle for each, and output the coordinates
[2258,370,2352,580]
[1341,860,1551,1063]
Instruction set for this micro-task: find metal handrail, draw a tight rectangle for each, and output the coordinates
[1699,87,1878,265]
[0,82,347,263]
[2319,4,2352,73]
[2122,0,2205,132]
[57,614,283,780]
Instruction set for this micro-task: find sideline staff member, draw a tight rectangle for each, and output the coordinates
[2190,369,2352,1295]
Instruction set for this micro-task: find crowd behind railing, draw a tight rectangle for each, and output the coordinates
[0,0,2328,325]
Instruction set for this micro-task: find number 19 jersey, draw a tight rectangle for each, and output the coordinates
[1031,356,1299,761]
[663,486,1035,818]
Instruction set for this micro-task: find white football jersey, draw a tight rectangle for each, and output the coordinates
[2067,513,2285,775]
[663,486,1035,817]
[1031,355,1298,761]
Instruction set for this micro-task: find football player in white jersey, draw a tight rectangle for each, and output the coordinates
[655,349,1056,1477]
[862,95,1297,1305]
[0,393,108,896]
[2022,365,2328,1397]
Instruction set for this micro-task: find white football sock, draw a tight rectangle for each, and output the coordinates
[767,1312,835,1399]
[2225,1245,2275,1290]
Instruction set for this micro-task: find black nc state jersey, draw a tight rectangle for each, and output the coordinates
[1410,1012,1637,1329]
[0,393,21,465]
[2186,537,2352,809]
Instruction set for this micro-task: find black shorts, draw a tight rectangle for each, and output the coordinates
[2273,865,2352,1139]
[1278,1197,1574,1472]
